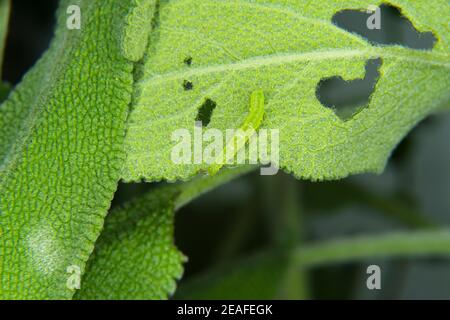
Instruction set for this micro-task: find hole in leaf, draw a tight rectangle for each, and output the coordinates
[316,58,382,121]
[332,3,437,50]
[196,99,217,127]
[184,56,193,66]
[183,80,194,91]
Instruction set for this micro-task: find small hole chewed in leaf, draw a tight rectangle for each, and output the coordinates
[316,58,382,121]
[332,4,437,50]
[184,56,193,66]
[183,80,194,91]
[196,99,217,127]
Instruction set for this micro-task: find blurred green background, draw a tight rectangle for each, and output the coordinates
[3,1,449,299]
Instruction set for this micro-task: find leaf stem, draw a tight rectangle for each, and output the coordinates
[294,229,450,268]
[174,165,257,210]
[261,175,310,299]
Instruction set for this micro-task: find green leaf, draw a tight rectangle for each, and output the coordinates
[0,0,10,75]
[76,188,185,300]
[122,0,449,182]
[76,166,254,299]
[0,0,136,299]
[121,0,158,62]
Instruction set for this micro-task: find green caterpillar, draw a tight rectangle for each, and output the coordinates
[208,90,265,176]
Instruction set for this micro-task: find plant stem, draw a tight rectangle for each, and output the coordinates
[293,229,450,268]
[175,165,257,210]
[274,175,310,299]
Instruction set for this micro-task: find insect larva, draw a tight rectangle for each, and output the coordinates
[207,90,265,176]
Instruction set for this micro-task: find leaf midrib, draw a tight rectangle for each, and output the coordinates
[139,47,449,87]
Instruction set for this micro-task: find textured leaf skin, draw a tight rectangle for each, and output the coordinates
[76,188,185,300]
[76,166,253,299]
[0,0,138,299]
[0,33,66,168]
[122,0,449,182]
[121,0,158,62]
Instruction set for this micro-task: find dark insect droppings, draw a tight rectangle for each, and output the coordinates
[184,56,193,66]
[183,80,193,91]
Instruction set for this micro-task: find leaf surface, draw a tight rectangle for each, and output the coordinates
[0,0,137,299]
[76,188,185,300]
[76,165,254,299]
[122,0,449,182]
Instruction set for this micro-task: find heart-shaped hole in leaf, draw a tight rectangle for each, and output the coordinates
[316,58,382,121]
